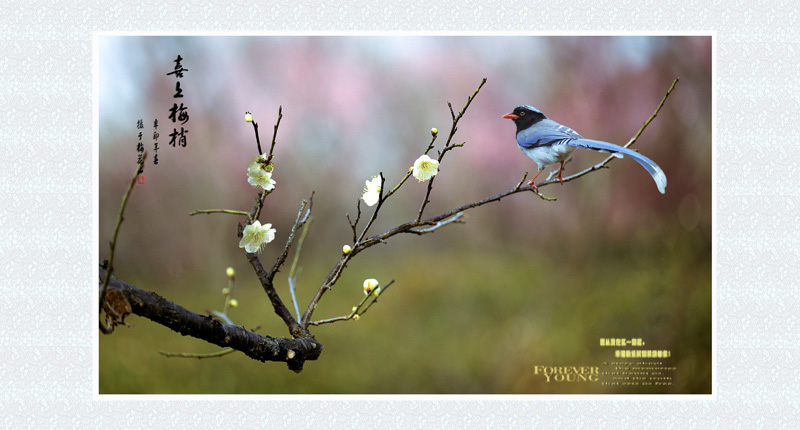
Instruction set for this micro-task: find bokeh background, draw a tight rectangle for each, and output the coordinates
[98,36,711,394]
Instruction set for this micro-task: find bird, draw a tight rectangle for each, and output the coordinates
[502,105,666,194]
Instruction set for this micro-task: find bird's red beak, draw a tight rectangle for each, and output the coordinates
[502,113,518,119]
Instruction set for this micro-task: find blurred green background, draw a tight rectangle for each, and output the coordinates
[98,35,711,394]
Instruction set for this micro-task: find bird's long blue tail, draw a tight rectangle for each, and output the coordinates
[567,139,667,194]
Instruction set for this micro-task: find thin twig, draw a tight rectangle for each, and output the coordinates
[159,348,236,359]
[254,191,268,222]
[244,107,283,221]
[221,273,235,316]
[266,106,283,165]
[345,199,362,244]
[99,152,147,312]
[288,216,311,279]
[308,316,350,326]
[190,209,250,217]
[267,193,314,283]
[288,216,312,321]
[514,172,529,190]
[357,279,395,317]
[343,131,436,245]
[250,118,263,155]
[301,176,385,326]
[416,78,487,222]
[308,279,396,326]
[407,212,465,235]
[386,170,413,200]
[210,310,233,325]
[423,131,439,156]
[442,79,486,156]
[625,78,679,148]
[382,131,439,201]
[415,172,437,223]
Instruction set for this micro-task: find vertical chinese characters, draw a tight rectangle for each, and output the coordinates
[152,119,159,165]
[136,119,144,176]
[166,55,189,147]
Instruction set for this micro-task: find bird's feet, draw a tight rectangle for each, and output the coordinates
[527,169,544,192]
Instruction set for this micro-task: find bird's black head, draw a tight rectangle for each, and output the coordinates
[501,105,547,133]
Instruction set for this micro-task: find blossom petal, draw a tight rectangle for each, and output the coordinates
[412,155,439,182]
[361,175,382,206]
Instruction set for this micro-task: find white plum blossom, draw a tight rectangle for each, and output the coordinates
[248,153,269,169]
[247,168,276,191]
[412,154,439,182]
[247,154,276,191]
[361,175,381,207]
[238,220,276,253]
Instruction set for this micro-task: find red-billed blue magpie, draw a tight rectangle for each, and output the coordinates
[502,105,666,194]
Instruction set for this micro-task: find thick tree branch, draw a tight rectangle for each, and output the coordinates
[98,265,322,372]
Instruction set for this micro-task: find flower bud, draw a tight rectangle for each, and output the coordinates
[431,127,438,137]
[342,244,352,255]
[363,278,379,295]
[229,299,239,308]
[352,314,360,321]
[245,112,253,123]
[226,267,235,278]
[222,287,230,296]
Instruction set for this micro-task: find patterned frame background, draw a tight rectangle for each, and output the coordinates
[1,0,796,427]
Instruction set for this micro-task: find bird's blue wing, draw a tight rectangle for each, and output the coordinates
[516,125,583,149]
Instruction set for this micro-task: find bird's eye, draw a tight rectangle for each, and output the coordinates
[519,111,526,116]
